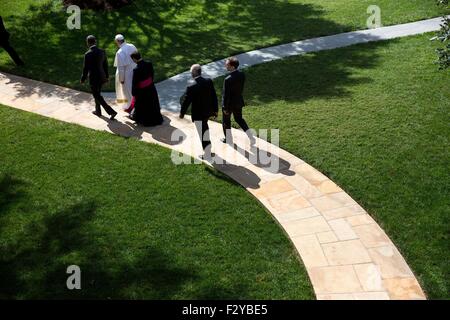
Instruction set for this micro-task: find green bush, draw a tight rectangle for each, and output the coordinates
[434,0,449,69]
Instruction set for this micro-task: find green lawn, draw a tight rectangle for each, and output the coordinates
[0,105,314,299]
[0,0,447,90]
[214,33,450,299]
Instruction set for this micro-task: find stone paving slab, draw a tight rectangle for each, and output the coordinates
[0,18,439,299]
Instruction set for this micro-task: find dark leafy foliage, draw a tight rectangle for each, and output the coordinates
[63,0,133,10]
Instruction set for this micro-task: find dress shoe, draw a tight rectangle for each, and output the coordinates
[110,112,118,120]
[199,153,215,161]
[221,138,233,145]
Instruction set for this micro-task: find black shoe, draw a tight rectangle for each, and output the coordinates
[110,112,118,121]
[200,153,215,161]
[221,138,234,145]
[92,111,101,117]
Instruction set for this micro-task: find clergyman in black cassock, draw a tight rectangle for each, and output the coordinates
[0,16,24,66]
[179,64,218,158]
[130,52,163,127]
[221,57,255,145]
[80,35,117,120]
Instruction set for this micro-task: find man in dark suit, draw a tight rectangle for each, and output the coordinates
[0,16,24,66]
[80,35,117,120]
[221,56,255,146]
[180,64,218,159]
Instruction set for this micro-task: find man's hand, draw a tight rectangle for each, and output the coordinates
[179,113,185,119]
[80,79,85,84]
[223,110,230,116]
[212,112,218,120]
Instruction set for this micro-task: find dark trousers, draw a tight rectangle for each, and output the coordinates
[90,83,116,116]
[0,41,24,66]
[222,108,250,138]
[194,119,211,151]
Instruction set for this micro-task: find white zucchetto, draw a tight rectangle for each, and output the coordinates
[115,34,125,42]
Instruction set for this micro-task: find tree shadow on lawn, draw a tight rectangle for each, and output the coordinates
[0,177,181,299]
[229,37,393,106]
[1,0,353,91]
[0,174,28,214]
[0,201,194,299]
[0,172,250,299]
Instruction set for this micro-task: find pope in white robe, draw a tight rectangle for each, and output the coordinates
[113,34,137,110]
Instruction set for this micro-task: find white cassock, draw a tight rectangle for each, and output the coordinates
[114,42,137,109]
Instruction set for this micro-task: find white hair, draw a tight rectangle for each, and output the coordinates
[190,64,202,77]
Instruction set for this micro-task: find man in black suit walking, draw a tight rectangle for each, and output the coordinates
[180,64,218,159]
[0,16,24,66]
[80,35,117,120]
[221,56,255,146]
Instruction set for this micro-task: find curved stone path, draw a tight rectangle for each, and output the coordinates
[1,18,444,299]
[0,72,426,300]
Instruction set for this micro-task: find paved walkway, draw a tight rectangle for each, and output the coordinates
[0,72,426,300]
[105,16,447,112]
[1,18,442,299]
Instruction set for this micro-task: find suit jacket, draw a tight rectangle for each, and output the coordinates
[222,69,245,111]
[0,16,10,44]
[81,45,109,86]
[180,76,218,122]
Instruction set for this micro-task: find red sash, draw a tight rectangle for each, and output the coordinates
[125,77,153,114]
[138,77,153,88]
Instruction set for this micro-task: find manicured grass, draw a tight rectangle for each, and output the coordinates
[0,0,447,90]
[214,34,450,299]
[0,105,314,299]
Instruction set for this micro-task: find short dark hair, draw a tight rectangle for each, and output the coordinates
[226,56,240,69]
[86,35,96,46]
[130,51,142,61]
